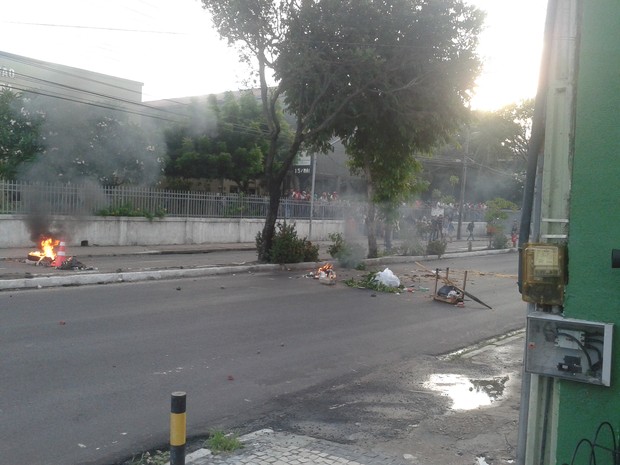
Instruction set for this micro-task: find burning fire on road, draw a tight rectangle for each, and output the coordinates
[25,235,92,271]
[27,236,60,266]
[316,263,337,285]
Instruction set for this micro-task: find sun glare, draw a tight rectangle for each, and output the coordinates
[467,0,547,112]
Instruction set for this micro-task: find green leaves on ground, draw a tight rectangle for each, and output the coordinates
[343,271,404,294]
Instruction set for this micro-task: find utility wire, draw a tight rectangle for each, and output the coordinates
[0,51,196,110]
[12,72,189,121]
[2,21,186,35]
[7,84,185,123]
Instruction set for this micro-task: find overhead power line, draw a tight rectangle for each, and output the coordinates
[0,51,196,110]
[7,84,184,123]
[3,21,186,35]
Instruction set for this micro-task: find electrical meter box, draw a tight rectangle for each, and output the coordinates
[525,312,613,386]
[521,243,566,305]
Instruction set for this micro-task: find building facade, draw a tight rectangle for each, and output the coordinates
[0,50,144,109]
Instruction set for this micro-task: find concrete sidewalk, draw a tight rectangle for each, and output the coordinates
[184,429,411,465]
[0,238,504,291]
[0,237,490,260]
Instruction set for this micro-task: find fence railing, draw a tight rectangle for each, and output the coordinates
[0,180,347,220]
[0,180,489,224]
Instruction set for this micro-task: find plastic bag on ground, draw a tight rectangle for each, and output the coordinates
[374,268,400,287]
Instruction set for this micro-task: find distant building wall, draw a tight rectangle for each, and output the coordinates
[0,50,143,104]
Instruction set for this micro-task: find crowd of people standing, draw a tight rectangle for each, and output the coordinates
[287,189,340,202]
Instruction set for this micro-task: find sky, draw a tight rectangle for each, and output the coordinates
[1,0,548,110]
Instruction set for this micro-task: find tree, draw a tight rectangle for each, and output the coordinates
[217,92,266,191]
[424,99,534,205]
[164,91,279,193]
[317,0,482,257]
[495,99,534,164]
[19,97,163,187]
[0,89,44,180]
[467,101,533,171]
[203,0,483,261]
[71,114,162,187]
[464,100,534,202]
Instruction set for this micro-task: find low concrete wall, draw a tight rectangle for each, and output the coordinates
[0,215,345,248]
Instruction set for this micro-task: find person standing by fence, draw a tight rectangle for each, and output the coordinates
[466,220,475,241]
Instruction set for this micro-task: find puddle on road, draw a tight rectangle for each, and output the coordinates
[423,374,509,410]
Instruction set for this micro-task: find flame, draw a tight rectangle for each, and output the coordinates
[317,263,334,274]
[39,237,59,259]
[28,236,59,261]
[316,263,336,282]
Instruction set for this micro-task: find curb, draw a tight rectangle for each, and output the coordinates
[0,247,514,292]
[0,264,280,291]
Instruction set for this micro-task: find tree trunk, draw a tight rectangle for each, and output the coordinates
[258,184,283,262]
[366,200,378,258]
[258,114,305,261]
[362,156,378,258]
[384,221,393,253]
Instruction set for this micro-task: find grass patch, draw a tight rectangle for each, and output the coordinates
[124,450,170,465]
[205,431,243,453]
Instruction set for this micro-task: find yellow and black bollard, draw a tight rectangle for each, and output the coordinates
[170,391,186,465]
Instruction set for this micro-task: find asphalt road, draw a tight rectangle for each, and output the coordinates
[0,253,523,465]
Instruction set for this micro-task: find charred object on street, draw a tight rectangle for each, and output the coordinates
[55,256,92,271]
[27,237,92,270]
[306,263,337,285]
[433,267,466,304]
[416,261,492,309]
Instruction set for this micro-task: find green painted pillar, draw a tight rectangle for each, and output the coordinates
[555,1,620,463]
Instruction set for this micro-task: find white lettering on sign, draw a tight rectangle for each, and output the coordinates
[0,66,16,78]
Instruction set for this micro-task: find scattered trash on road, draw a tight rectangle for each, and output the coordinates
[374,268,400,287]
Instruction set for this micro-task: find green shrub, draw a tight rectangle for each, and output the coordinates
[256,222,318,264]
[337,242,366,269]
[399,237,426,256]
[484,197,519,224]
[302,239,320,262]
[491,233,509,249]
[327,232,366,269]
[426,239,447,258]
[395,221,426,256]
[327,232,346,258]
[96,202,166,220]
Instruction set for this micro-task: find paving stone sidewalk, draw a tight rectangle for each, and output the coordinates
[185,429,409,465]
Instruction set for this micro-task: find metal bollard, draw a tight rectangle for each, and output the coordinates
[170,391,187,465]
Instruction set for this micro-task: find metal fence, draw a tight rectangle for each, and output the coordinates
[0,180,347,220]
[0,180,491,224]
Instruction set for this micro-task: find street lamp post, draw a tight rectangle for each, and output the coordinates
[456,132,470,240]
[308,153,317,240]
[456,155,468,240]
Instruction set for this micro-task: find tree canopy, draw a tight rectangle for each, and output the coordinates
[423,99,534,206]
[1,92,164,187]
[164,91,287,193]
[0,89,44,180]
[202,0,484,260]
[30,101,162,187]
